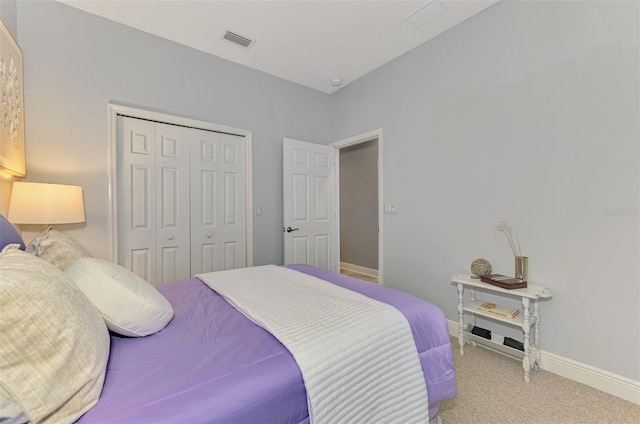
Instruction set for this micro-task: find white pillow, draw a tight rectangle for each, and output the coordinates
[0,245,109,423]
[65,258,174,337]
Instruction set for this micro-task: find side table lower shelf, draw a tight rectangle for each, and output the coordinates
[462,329,537,368]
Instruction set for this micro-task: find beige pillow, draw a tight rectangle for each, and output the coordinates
[25,227,91,270]
[0,245,110,423]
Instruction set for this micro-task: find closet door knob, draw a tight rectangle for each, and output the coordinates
[168,236,174,240]
[206,234,212,238]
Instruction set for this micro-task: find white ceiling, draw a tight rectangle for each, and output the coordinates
[57,0,499,93]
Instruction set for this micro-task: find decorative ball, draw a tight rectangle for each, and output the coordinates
[470,258,492,278]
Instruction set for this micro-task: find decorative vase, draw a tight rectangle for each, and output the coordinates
[515,256,528,281]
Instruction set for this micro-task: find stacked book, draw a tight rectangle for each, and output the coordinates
[480,274,527,289]
[474,301,520,319]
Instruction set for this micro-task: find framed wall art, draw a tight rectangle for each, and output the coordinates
[0,18,25,177]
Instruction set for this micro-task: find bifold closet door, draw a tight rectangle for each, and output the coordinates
[118,115,247,284]
[118,116,191,284]
[190,130,246,274]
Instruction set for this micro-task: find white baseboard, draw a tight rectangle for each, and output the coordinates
[447,320,640,405]
[339,262,378,278]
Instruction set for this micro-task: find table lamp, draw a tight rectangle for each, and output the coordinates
[8,182,85,227]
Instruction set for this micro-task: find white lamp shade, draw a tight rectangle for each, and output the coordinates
[8,182,86,225]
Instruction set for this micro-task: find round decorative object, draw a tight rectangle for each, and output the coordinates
[470,258,492,279]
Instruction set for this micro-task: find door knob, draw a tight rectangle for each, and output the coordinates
[284,226,299,233]
[168,236,174,240]
[206,234,212,238]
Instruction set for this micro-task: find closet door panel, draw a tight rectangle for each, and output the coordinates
[224,241,238,270]
[191,131,246,273]
[200,242,218,274]
[130,249,152,282]
[118,116,157,283]
[155,123,191,283]
[224,172,238,226]
[191,130,221,273]
[219,134,246,270]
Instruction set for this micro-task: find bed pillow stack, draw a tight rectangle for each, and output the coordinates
[23,226,174,337]
[0,244,110,423]
[0,218,174,421]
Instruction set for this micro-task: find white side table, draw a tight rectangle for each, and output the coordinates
[451,273,552,383]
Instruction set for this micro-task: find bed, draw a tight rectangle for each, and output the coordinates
[0,216,456,424]
[77,264,456,423]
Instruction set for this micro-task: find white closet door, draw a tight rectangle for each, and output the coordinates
[219,133,247,270]
[190,130,246,273]
[118,116,157,282]
[119,117,190,284]
[119,116,247,284]
[155,122,191,283]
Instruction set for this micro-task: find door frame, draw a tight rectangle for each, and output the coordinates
[331,128,383,284]
[107,103,253,267]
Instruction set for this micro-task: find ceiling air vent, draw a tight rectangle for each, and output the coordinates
[222,30,254,48]
[405,0,448,28]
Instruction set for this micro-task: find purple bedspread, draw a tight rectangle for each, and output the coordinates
[78,264,456,423]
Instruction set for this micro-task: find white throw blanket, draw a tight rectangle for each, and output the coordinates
[197,265,429,424]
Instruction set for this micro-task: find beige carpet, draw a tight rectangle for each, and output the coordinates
[438,337,640,424]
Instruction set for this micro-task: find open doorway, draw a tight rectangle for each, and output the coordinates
[338,139,379,283]
[332,129,383,284]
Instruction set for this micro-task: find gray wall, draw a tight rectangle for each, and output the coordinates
[339,140,378,270]
[331,0,639,381]
[16,0,331,264]
[0,0,16,35]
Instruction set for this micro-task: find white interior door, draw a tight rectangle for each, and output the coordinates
[283,138,335,270]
